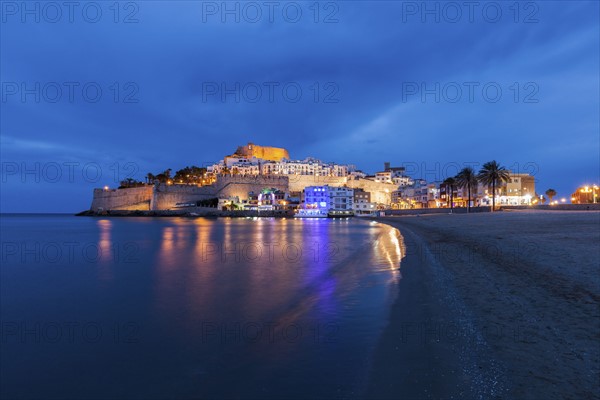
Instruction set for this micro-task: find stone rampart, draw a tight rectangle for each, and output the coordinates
[90,186,153,211]
[89,175,291,211]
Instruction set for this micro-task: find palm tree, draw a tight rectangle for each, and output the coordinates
[477,160,511,211]
[545,189,557,203]
[146,173,155,184]
[456,167,478,213]
[442,177,456,212]
[537,193,546,204]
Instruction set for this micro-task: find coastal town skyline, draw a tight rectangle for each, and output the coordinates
[116,140,600,205]
[1,137,598,212]
[2,135,600,212]
[81,141,597,219]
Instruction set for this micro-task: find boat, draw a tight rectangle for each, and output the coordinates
[354,211,377,217]
[295,209,328,218]
[327,210,355,218]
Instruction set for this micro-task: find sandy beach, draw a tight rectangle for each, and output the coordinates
[367,211,600,399]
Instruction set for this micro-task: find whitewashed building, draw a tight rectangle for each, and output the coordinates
[302,185,354,216]
[209,156,352,177]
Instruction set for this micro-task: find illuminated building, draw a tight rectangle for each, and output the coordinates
[261,158,350,176]
[375,163,408,184]
[571,185,599,204]
[477,173,536,206]
[300,185,354,217]
[209,156,352,177]
[353,188,376,215]
[233,142,290,162]
[395,179,428,208]
[375,171,393,183]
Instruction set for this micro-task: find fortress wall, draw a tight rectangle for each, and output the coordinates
[216,175,289,199]
[287,175,347,193]
[150,175,290,210]
[346,179,395,205]
[90,176,290,211]
[216,174,289,188]
[235,143,290,161]
[90,186,153,211]
[255,145,289,162]
[151,184,217,210]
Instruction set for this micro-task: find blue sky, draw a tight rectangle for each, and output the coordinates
[1,1,599,212]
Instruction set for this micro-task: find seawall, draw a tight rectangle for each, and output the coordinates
[502,204,600,211]
[386,206,491,216]
[90,186,154,211]
[89,175,290,211]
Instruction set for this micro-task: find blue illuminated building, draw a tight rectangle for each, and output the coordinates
[299,185,354,217]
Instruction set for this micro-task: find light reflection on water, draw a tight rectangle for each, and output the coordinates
[148,217,405,398]
[0,215,404,399]
[96,219,113,281]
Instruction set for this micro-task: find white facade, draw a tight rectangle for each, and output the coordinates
[210,157,352,177]
[375,171,393,183]
[394,176,413,186]
[329,186,354,211]
[262,158,349,177]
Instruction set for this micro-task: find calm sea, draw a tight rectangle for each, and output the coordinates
[1,215,404,399]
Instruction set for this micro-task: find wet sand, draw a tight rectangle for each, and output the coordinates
[366,211,600,399]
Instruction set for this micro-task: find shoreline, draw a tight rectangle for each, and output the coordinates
[74,209,296,218]
[365,211,600,399]
[364,221,476,399]
[74,205,600,219]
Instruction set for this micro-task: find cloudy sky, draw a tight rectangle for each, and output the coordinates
[1,1,599,212]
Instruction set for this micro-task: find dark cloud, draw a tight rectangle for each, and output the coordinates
[1,1,598,212]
